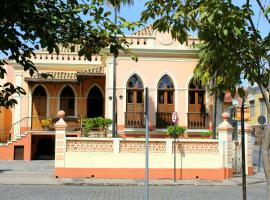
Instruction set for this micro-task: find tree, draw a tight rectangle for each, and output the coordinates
[0,0,136,108]
[141,0,270,198]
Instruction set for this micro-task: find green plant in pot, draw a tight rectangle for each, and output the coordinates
[41,118,52,130]
[167,125,186,138]
[199,131,213,138]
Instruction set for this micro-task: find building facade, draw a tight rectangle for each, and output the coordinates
[0,26,217,160]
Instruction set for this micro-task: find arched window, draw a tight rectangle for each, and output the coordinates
[60,86,75,116]
[188,79,207,129]
[156,75,175,128]
[158,75,174,106]
[125,74,144,128]
[32,85,47,117]
[188,79,205,109]
[126,74,144,105]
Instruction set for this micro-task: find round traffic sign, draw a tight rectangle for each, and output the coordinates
[172,112,177,123]
[258,115,266,125]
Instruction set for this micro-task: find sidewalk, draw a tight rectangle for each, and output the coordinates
[0,169,266,186]
[0,160,266,186]
[60,171,266,187]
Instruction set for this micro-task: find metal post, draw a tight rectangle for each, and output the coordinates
[258,125,263,172]
[112,6,117,138]
[144,87,149,200]
[241,99,246,200]
[173,124,176,182]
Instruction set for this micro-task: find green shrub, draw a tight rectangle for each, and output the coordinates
[82,117,112,137]
[167,125,186,137]
[199,131,213,138]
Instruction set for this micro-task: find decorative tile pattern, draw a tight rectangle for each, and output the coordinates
[120,141,166,153]
[175,142,219,154]
[66,140,113,152]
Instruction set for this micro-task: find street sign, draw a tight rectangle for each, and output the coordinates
[172,112,177,123]
[258,115,266,125]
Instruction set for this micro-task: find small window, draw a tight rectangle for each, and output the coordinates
[189,92,195,104]
[137,91,143,103]
[259,98,265,116]
[158,91,164,104]
[167,92,174,104]
[198,92,204,104]
[250,100,255,118]
[127,90,133,103]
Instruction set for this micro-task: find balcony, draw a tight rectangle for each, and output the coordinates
[187,112,209,129]
[156,112,173,129]
[125,112,145,129]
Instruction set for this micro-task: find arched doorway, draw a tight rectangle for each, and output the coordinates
[32,85,47,130]
[87,86,104,118]
[36,137,55,160]
[60,86,75,116]
[188,79,208,129]
[125,74,144,128]
[156,75,175,128]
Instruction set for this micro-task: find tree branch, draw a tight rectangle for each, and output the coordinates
[255,0,270,24]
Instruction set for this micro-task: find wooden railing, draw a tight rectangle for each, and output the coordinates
[187,112,209,129]
[125,112,145,128]
[156,112,173,129]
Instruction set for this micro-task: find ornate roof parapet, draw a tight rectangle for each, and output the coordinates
[24,66,105,83]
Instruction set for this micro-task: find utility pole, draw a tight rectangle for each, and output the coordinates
[144,87,149,200]
[241,98,246,200]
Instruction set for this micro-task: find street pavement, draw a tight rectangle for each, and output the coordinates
[0,185,266,200]
[0,145,267,199]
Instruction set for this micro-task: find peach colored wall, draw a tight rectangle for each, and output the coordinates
[114,57,197,128]
[17,77,105,119]
[0,133,32,160]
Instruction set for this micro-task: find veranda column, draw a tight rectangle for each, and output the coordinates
[13,71,23,138]
[55,110,67,169]
[105,59,114,121]
[218,112,233,179]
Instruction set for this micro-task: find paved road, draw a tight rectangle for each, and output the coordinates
[0,185,266,200]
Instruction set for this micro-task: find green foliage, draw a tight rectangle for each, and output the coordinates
[142,1,270,98]
[199,131,213,138]
[82,117,112,137]
[0,0,139,108]
[167,125,186,137]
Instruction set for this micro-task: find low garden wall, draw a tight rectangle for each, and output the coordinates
[54,112,253,180]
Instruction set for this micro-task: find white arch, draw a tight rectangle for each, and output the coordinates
[30,84,50,117]
[155,72,177,89]
[123,71,145,88]
[86,84,105,98]
[57,84,77,116]
[185,73,194,89]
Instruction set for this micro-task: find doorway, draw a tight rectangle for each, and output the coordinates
[87,86,104,118]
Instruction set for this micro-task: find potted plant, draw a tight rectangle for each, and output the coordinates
[199,131,213,139]
[167,125,186,138]
[41,118,52,130]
